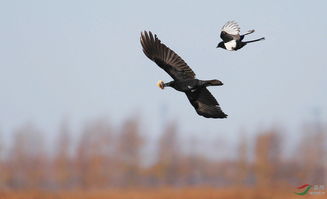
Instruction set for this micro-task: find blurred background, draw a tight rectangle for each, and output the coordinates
[0,0,326,198]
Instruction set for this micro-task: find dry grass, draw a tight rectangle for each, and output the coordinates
[0,187,325,199]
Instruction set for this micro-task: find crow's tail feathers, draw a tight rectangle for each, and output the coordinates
[204,80,223,86]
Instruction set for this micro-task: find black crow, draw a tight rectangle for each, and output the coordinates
[217,21,265,51]
[141,31,227,119]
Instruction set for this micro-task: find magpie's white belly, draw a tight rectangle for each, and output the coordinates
[224,40,236,51]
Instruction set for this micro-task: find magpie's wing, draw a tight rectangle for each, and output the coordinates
[186,88,227,118]
[140,31,195,81]
[220,21,241,42]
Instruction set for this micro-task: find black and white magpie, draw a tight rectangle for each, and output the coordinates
[217,21,265,51]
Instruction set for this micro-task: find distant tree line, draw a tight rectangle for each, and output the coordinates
[0,117,326,190]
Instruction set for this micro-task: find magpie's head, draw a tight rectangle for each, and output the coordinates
[216,42,225,49]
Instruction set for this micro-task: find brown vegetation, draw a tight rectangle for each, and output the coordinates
[0,187,326,199]
[0,117,326,198]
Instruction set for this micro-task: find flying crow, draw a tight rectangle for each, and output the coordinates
[141,31,227,119]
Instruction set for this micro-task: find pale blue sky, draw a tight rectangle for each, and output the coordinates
[0,0,326,143]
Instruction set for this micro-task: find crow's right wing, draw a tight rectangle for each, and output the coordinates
[141,31,196,81]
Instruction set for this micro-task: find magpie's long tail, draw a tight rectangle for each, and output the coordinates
[244,37,265,44]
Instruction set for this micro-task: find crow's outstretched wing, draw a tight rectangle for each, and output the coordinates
[141,31,195,81]
[186,88,227,118]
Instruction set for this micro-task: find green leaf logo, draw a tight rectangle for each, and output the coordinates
[294,184,312,195]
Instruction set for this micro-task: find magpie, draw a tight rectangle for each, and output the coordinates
[217,21,265,51]
[140,31,227,119]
